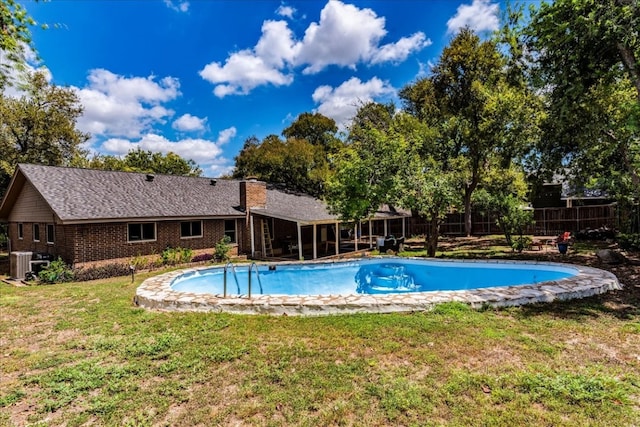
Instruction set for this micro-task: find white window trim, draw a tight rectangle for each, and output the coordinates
[127,222,157,243]
[180,220,203,239]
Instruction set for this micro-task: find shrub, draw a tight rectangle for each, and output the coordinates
[161,247,193,265]
[38,258,74,284]
[214,236,232,262]
[512,236,532,253]
[617,233,640,251]
[192,253,214,263]
[72,263,133,282]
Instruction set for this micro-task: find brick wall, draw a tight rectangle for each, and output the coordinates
[240,180,267,210]
[7,219,243,266]
[240,179,267,254]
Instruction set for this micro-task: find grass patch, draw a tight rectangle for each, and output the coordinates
[1,243,639,426]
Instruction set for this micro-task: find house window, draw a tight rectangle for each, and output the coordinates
[128,223,156,242]
[224,219,236,243]
[46,224,55,244]
[18,223,23,240]
[33,224,40,242]
[180,221,202,238]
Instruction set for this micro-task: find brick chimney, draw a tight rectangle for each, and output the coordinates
[239,178,266,210]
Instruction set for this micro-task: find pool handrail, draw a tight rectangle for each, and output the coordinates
[223,262,240,297]
[247,262,263,298]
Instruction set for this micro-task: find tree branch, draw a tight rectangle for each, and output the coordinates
[617,42,640,102]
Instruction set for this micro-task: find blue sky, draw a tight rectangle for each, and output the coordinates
[15,0,509,176]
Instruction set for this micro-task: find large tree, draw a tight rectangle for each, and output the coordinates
[232,113,341,196]
[394,115,460,256]
[0,71,89,195]
[400,28,539,236]
[325,104,404,223]
[524,0,640,228]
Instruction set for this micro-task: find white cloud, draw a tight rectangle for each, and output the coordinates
[199,49,294,97]
[75,69,180,138]
[447,0,500,34]
[164,0,189,13]
[100,133,224,169]
[276,4,296,19]
[312,76,395,129]
[217,127,237,145]
[371,33,432,65]
[172,114,207,132]
[99,127,237,175]
[200,0,428,96]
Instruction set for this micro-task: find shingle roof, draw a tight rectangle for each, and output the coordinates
[255,186,338,224]
[4,164,244,222]
[0,164,411,224]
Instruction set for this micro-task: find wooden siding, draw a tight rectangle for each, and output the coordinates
[8,181,57,223]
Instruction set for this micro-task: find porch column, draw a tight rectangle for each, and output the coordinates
[250,215,255,257]
[384,219,388,237]
[368,219,373,248]
[402,217,406,237]
[335,222,340,255]
[355,221,360,251]
[312,224,317,259]
[297,222,303,260]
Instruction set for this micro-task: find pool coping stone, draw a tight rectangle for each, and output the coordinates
[134,257,622,316]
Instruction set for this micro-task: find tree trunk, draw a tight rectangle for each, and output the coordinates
[425,215,440,257]
[463,181,478,237]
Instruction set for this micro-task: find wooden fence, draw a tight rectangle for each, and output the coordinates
[408,204,618,237]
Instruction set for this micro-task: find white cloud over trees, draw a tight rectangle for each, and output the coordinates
[447,0,500,34]
[199,0,429,97]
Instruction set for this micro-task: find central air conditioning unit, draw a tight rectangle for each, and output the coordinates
[10,251,33,280]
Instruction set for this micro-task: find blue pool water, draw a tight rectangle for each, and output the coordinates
[171,258,578,296]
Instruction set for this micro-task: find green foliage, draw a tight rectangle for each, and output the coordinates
[0,71,90,197]
[474,164,533,247]
[514,371,629,405]
[281,111,340,150]
[525,0,640,217]
[161,247,193,265]
[326,102,406,222]
[512,236,532,253]
[214,235,232,262]
[400,28,542,236]
[233,113,341,196]
[85,147,202,176]
[0,0,39,89]
[38,257,74,284]
[617,233,640,251]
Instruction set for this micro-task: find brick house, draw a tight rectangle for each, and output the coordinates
[0,164,409,276]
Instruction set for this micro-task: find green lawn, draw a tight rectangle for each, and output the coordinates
[1,243,639,426]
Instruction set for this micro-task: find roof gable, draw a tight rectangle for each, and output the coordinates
[2,164,244,223]
[1,164,411,224]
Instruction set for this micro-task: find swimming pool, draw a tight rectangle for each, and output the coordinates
[171,258,578,296]
[135,257,622,315]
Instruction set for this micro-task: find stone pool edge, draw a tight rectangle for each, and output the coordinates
[133,258,622,316]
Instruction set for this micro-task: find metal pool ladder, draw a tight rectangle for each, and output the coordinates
[247,262,264,298]
[223,262,240,297]
[223,262,264,298]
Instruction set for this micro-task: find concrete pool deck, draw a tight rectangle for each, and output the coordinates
[134,258,622,316]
